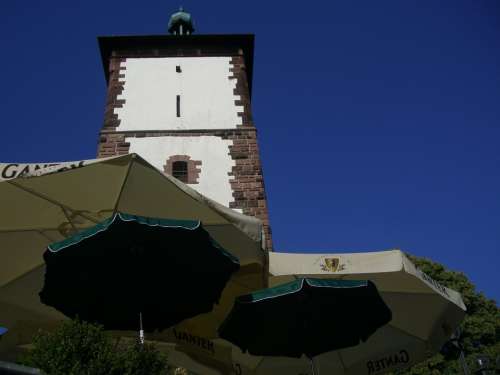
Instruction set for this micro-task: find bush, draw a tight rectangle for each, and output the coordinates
[121,341,169,375]
[20,319,169,375]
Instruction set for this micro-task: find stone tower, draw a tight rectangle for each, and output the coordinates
[96,9,272,250]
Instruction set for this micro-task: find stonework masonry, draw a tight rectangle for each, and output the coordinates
[103,58,126,133]
[97,38,273,251]
[230,55,253,128]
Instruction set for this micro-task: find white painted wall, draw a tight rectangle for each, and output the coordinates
[126,136,236,208]
[115,57,243,131]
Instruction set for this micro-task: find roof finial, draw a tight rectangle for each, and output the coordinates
[168,7,195,35]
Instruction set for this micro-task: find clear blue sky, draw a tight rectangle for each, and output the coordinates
[1,1,499,303]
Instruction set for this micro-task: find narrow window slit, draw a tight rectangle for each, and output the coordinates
[176,95,181,117]
[176,65,182,73]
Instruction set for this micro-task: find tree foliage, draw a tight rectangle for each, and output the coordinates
[20,318,170,375]
[392,254,499,375]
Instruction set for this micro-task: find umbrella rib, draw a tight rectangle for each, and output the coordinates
[386,323,429,344]
[36,229,59,243]
[336,350,348,372]
[0,263,44,288]
[6,180,100,224]
[111,155,135,216]
[61,207,78,233]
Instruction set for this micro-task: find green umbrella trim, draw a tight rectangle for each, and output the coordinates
[305,278,367,289]
[48,213,200,252]
[246,278,368,303]
[117,212,201,229]
[47,213,239,265]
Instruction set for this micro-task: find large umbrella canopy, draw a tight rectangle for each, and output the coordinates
[261,250,467,374]
[219,278,391,359]
[146,250,466,375]
[39,212,240,331]
[0,154,266,355]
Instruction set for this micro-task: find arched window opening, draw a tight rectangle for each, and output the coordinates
[172,161,188,183]
[164,155,201,184]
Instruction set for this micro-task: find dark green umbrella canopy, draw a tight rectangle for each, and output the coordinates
[219,278,391,359]
[39,213,239,332]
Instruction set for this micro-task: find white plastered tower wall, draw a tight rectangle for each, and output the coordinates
[110,56,243,207]
[126,136,237,208]
[115,57,244,131]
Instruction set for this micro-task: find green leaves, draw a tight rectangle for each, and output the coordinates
[121,341,169,375]
[20,319,169,375]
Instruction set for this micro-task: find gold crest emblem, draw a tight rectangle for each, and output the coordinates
[320,257,344,272]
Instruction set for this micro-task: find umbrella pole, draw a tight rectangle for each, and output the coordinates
[139,312,145,345]
[309,357,318,375]
[459,350,470,375]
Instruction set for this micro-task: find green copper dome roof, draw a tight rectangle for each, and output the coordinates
[168,7,195,35]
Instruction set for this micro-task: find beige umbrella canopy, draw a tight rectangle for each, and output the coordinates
[0,154,266,357]
[148,250,466,375]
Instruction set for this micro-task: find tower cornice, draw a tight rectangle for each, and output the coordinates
[98,34,255,97]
